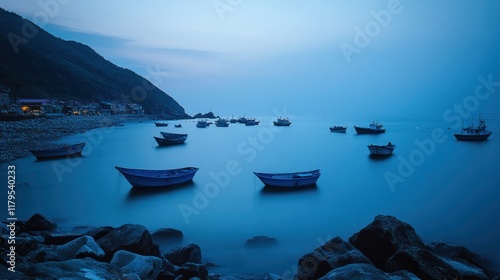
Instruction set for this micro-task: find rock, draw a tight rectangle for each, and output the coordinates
[55,235,105,260]
[71,225,97,235]
[317,263,390,280]
[96,224,160,261]
[427,240,494,277]
[151,228,183,242]
[22,214,57,233]
[87,225,114,240]
[0,264,33,279]
[175,262,208,280]
[349,215,425,270]
[44,233,84,245]
[387,270,420,279]
[245,236,278,247]
[296,236,372,280]
[110,250,163,280]
[25,257,123,279]
[165,243,202,266]
[386,246,489,280]
[11,234,39,256]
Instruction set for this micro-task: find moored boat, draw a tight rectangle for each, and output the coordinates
[454,115,492,141]
[30,142,86,160]
[160,132,188,140]
[215,118,230,127]
[329,126,347,133]
[154,136,186,146]
[174,123,182,128]
[368,142,396,156]
[245,118,260,126]
[115,166,199,188]
[196,120,208,128]
[273,117,291,126]
[154,122,169,127]
[354,122,385,134]
[253,169,321,187]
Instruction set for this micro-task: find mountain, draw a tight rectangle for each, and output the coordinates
[0,8,187,116]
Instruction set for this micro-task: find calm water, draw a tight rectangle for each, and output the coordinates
[4,115,500,276]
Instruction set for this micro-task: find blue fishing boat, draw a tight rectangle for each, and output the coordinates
[274,117,291,126]
[454,115,492,141]
[115,166,199,188]
[253,169,321,187]
[354,122,385,134]
[215,118,230,127]
[30,142,86,160]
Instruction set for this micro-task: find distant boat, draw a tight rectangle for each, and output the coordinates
[196,120,208,128]
[254,169,321,187]
[354,122,386,134]
[368,142,396,156]
[30,142,86,160]
[273,117,291,126]
[229,116,238,123]
[215,118,230,127]
[245,118,260,126]
[454,115,492,141]
[174,124,182,128]
[329,126,347,133]
[154,122,169,127]
[115,166,199,188]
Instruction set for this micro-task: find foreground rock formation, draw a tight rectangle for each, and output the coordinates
[0,214,498,279]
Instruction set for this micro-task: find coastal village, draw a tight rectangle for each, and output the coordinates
[0,84,144,118]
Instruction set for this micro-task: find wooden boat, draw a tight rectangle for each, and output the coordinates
[274,117,291,126]
[354,122,385,134]
[154,136,186,146]
[454,115,492,141]
[329,126,347,133]
[254,169,321,187]
[115,166,199,188]
[368,142,396,156]
[154,122,169,127]
[30,142,86,160]
[174,124,182,128]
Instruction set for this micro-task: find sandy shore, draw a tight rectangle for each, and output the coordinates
[0,115,155,164]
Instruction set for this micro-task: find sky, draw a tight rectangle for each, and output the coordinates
[1,1,500,117]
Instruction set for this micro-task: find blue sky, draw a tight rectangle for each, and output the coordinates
[1,1,500,117]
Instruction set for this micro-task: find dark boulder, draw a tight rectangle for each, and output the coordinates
[216,273,282,279]
[427,241,494,277]
[245,236,278,247]
[44,233,84,245]
[386,246,489,280]
[175,262,208,280]
[71,225,97,235]
[164,243,202,266]
[317,263,419,280]
[0,264,33,279]
[25,235,105,263]
[151,228,183,242]
[11,234,39,256]
[96,224,160,261]
[110,250,163,280]
[87,226,114,240]
[349,215,424,269]
[22,214,57,233]
[25,257,123,279]
[296,236,372,280]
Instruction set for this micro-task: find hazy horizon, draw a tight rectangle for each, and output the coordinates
[1,1,499,117]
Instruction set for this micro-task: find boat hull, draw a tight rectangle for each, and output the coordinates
[116,166,198,188]
[254,170,321,187]
[454,133,491,141]
[154,136,186,146]
[30,142,86,160]
[330,127,347,133]
[354,126,385,134]
[367,145,395,156]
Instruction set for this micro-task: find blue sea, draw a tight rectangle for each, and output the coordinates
[4,115,500,276]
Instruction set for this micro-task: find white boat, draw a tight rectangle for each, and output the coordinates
[368,142,396,156]
[253,169,321,187]
[115,166,199,188]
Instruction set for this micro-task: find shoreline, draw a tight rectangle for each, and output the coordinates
[0,114,181,164]
[1,214,497,279]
